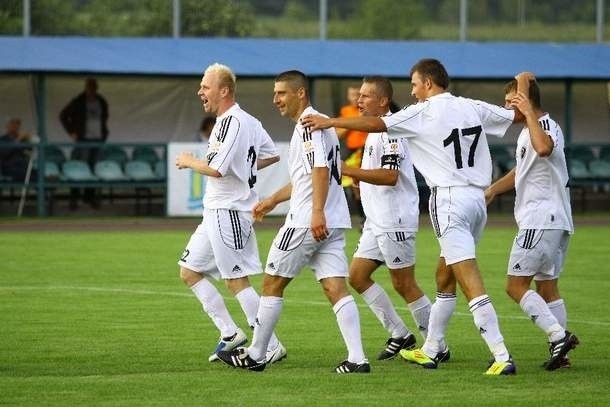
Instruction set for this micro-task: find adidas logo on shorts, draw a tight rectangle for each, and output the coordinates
[232,265,242,273]
[393,257,401,263]
[513,263,521,271]
[268,262,275,270]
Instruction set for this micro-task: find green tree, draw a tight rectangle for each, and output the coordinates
[181,0,255,37]
[0,0,22,35]
[347,0,424,39]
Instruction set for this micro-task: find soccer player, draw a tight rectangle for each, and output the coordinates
[217,70,369,373]
[485,72,579,370]
[302,58,517,375]
[341,76,431,360]
[175,63,286,365]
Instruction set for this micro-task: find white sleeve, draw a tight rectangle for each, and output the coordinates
[257,124,279,159]
[471,99,515,139]
[206,115,240,175]
[381,102,428,139]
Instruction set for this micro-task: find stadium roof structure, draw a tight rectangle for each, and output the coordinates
[1,36,609,80]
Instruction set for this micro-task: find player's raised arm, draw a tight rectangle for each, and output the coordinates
[301,114,386,133]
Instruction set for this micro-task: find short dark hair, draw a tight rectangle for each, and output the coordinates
[362,76,393,101]
[410,58,450,89]
[275,70,309,93]
[504,79,541,109]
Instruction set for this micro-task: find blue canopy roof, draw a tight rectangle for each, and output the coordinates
[1,36,609,80]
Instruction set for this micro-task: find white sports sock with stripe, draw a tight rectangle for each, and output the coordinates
[248,296,283,362]
[519,290,565,343]
[408,294,432,340]
[191,279,238,338]
[333,295,366,364]
[469,295,510,363]
[361,283,409,338]
[421,292,455,357]
[235,286,280,351]
[547,298,567,329]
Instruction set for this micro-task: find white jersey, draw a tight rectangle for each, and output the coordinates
[514,113,573,233]
[360,123,419,232]
[382,93,514,188]
[203,103,278,212]
[285,106,351,228]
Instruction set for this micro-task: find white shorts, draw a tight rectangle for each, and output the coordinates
[264,226,348,281]
[354,223,416,268]
[507,229,570,281]
[178,208,262,280]
[429,186,487,265]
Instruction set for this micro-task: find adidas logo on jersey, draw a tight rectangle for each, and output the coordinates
[232,265,242,273]
[393,257,401,263]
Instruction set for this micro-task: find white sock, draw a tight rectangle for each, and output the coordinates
[547,298,567,329]
[469,295,510,363]
[190,279,238,338]
[333,295,366,364]
[235,287,280,350]
[407,294,432,340]
[248,296,283,362]
[361,283,409,338]
[422,292,455,357]
[519,290,565,342]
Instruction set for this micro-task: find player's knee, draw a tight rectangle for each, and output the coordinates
[347,273,369,293]
[179,266,200,286]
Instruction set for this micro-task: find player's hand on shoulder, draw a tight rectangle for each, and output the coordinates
[301,114,331,131]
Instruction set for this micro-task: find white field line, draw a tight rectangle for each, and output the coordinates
[1,285,609,327]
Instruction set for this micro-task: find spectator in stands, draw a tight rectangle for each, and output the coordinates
[60,77,109,209]
[197,116,216,142]
[0,118,36,182]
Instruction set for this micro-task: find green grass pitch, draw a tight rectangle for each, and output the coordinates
[1,218,609,406]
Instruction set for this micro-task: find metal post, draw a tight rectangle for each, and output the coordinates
[319,0,327,40]
[34,74,47,216]
[596,0,604,43]
[173,0,181,38]
[23,0,30,36]
[564,79,573,146]
[518,0,526,27]
[459,0,468,42]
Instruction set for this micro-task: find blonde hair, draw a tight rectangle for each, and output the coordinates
[204,63,236,94]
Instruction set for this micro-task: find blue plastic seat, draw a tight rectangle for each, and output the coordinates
[589,159,610,178]
[154,160,166,180]
[94,160,128,181]
[132,146,159,166]
[44,161,61,180]
[44,145,67,165]
[125,160,157,181]
[62,160,98,181]
[568,159,590,179]
[99,145,129,166]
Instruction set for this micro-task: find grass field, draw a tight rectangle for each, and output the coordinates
[1,218,609,406]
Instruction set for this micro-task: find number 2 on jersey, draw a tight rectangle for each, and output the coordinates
[443,125,482,169]
[247,146,257,188]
